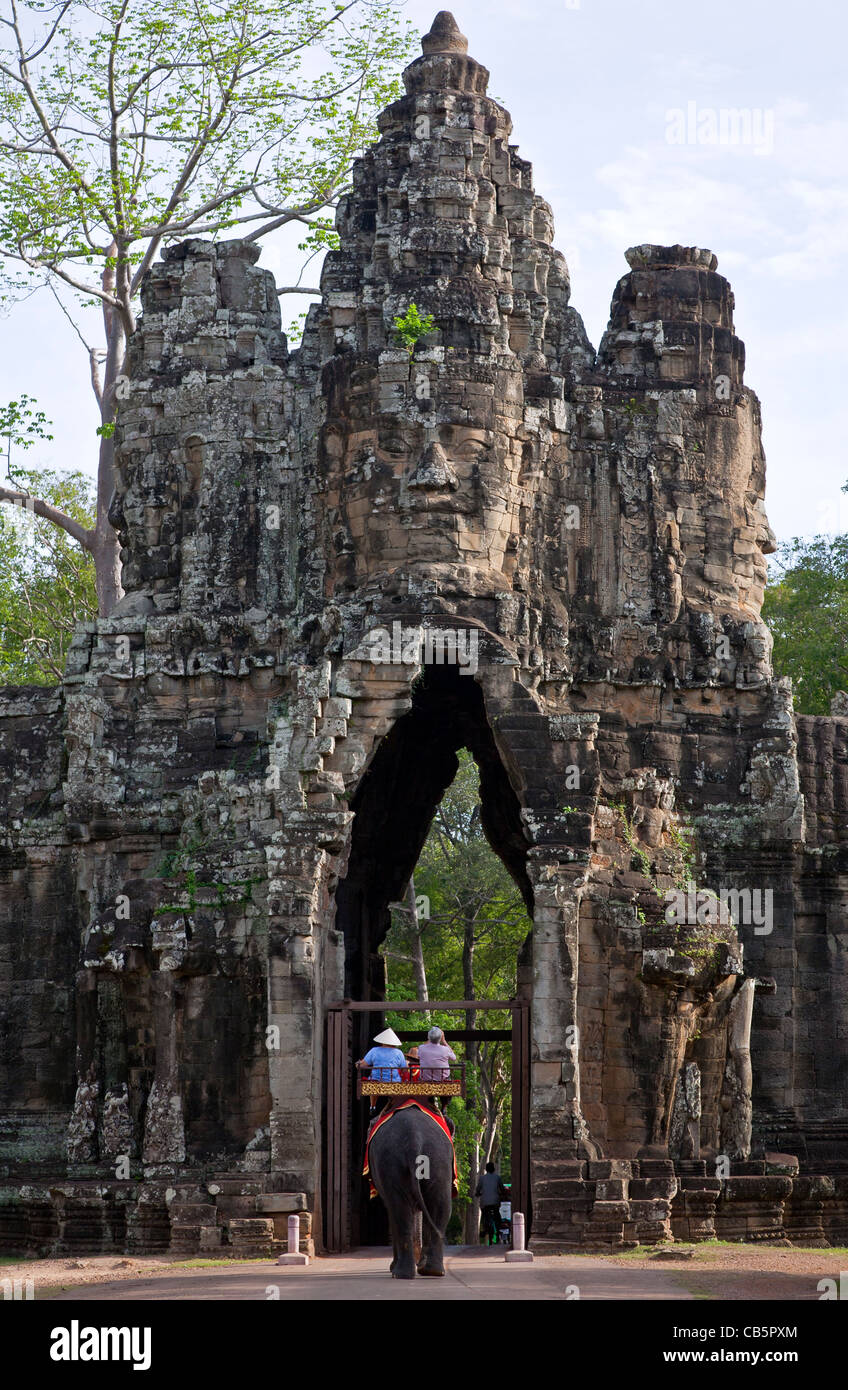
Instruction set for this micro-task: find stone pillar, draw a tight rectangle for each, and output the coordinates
[66,970,99,1164]
[266,833,340,1203]
[721,977,757,1159]
[142,972,185,1165]
[528,858,597,1204]
[98,973,134,1161]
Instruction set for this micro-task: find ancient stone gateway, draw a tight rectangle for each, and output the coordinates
[1,12,847,1256]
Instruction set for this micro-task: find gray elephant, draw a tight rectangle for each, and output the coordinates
[367,1106,455,1278]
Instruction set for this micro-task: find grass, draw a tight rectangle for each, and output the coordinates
[567,1240,848,1260]
[171,1257,271,1268]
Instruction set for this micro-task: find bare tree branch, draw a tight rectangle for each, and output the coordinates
[5,1,116,234]
[0,487,93,549]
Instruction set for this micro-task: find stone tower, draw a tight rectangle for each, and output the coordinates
[1,13,846,1254]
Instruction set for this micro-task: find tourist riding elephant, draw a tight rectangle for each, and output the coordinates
[367,1107,454,1278]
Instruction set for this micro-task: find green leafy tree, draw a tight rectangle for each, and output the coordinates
[0,462,96,682]
[1,392,96,554]
[0,393,52,469]
[0,0,415,613]
[384,749,530,1243]
[763,534,848,714]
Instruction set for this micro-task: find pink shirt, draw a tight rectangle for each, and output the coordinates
[417,1041,457,1081]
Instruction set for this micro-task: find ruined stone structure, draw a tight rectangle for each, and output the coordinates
[1,13,847,1255]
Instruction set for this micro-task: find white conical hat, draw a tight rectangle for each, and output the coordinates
[373,1028,401,1047]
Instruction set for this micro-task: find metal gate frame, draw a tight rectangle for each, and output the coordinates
[323,998,531,1252]
[324,1006,352,1253]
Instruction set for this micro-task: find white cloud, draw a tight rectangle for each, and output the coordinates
[570,147,770,255]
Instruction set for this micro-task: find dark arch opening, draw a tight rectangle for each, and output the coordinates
[330,662,533,1247]
[334,663,532,1003]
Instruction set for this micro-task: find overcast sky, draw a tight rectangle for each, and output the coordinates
[2,0,845,544]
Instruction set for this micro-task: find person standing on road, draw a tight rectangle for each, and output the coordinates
[476,1162,508,1245]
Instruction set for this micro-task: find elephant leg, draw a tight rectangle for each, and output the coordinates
[418,1235,445,1274]
[388,1208,418,1280]
[417,1185,450,1277]
[417,1232,445,1276]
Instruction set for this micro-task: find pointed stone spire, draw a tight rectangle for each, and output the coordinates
[421,11,468,55]
[402,8,488,95]
[315,3,578,366]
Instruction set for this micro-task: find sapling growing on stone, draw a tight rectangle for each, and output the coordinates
[392,303,436,354]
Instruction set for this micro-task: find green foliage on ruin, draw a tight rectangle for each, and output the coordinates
[614,803,653,878]
[154,803,265,917]
[763,532,848,714]
[392,302,436,354]
[667,818,698,890]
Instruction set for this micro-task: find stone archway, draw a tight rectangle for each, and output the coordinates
[301,637,602,1250]
[335,661,532,1004]
[327,661,533,1248]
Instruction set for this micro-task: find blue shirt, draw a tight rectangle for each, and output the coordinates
[362,1045,406,1083]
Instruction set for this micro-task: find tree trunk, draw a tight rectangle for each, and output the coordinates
[406,876,429,1015]
[93,292,127,617]
[479,1043,502,1168]
[92,429,123,615]
[463,913,480,1244]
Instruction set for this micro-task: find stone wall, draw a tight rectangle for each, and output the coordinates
[0,688,76,1167]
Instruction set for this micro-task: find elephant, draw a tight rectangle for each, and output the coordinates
[367,1106,455,1278]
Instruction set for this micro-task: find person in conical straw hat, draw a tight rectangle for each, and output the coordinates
[360,1027,407,1116]
[361,1029,406,1082]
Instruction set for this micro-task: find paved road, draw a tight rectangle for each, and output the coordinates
[46,1247,695,1300]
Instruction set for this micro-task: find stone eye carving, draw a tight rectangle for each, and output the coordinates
[452,441,488,464]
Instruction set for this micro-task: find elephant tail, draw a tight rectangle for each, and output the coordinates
[412,1180,444,1242]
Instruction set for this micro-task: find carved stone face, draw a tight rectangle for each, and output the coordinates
[319,361,528,595]
[380,420,489,510]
